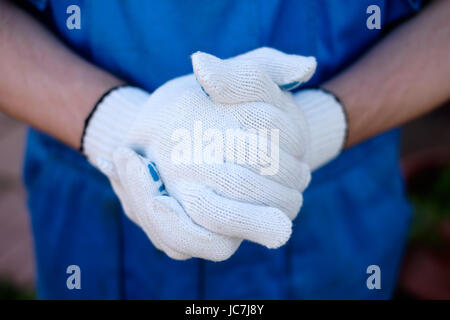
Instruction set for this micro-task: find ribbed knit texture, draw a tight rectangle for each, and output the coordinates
[111,147,241,261]
[293,89,347,170]
[123,74,302,249]
[82,76,305,260]
[84,86,149,174]
[192,47,317,108]
[192,48,346,172]
[82,48,337,261]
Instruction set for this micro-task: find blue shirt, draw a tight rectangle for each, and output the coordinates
[24,0,421,299]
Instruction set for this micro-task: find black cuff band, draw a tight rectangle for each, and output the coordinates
[79,85,131,154]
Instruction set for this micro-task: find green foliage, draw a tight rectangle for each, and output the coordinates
[408,165,450,247]
[0,279,35,300]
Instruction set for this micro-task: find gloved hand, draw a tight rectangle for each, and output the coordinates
[192,47,347,171]
[81,48,325,261]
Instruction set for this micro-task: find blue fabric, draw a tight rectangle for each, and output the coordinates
[26,0,47,11]
[24,0,420,299]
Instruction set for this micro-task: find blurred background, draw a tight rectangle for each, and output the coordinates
[0,103,449,300]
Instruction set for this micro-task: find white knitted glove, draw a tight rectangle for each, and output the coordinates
[83,85,242,261]
[82,48,320,261]
[192,47,347,171]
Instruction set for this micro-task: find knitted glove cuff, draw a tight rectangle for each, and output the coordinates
[293,88,347,171]
[82,86,150,172]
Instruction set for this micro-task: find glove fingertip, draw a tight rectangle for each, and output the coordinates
[262,209,293,249]
[293,56,317,83]
[191,51,224,97]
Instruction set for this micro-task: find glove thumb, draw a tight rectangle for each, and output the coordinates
[191,47,316,105]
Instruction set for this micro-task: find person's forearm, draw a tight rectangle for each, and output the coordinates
[0,0,123,149]
[323,0,450,148]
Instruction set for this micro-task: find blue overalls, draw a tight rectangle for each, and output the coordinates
[24,0,422,299]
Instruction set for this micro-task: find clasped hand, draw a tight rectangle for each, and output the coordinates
[84,48,318,261]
